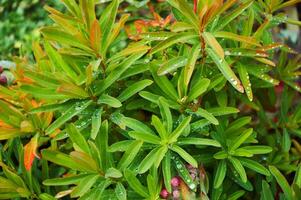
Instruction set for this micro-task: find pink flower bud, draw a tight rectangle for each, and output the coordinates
[160,188,169,199]
[172,189,180,198]
[0,66,3,73]
[171,176,181,187]
[0,75,7,85]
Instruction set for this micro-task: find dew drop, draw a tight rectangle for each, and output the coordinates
[189,183,196,190]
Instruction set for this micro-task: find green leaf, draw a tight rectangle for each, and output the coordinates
[41,150,93,172]
[99,0,119,57]
[166,0,199,30]
[66,123,90,154]
[294,164,301,188]
[43,174,89,186]
[187,108,219,125]
[138,146,161,174]
[151,115,168,140]
[229,128,253,151]
[71,174,99,198]
[117,80,153,102]
[169,116,191,143]
[217,0,253,31]
[150,64,179,101]
[20,85,69,100]
[188,78,210,101]
[229,157,247,183]
[44,41,80,83]
[120,116,155,135]
[41,27,92,52]
[224,116,252,134]
[173,155,196,191]
[115,183,127,200]
[98,94,122,108]
[95,52,146,94]
[183,44,201,88]
[239,146,273,154]
[261,180,274,200]
[157,56,187,76]
[203,32,224,59]
[214,31,260,46]
[91,108,102,140]
[237,64,253,101]
[80,0,95,29]
[239,158,270,176]
[108,140,133,152]
[269,165,293,200]
[97,120,109,170]
[207,107,240,116]
[171,145,198,168]
[162,151,172,192]
[70,151,98,172]
[45,100,92,135]
[158,97,173,134]
[150,32,198,55]
[178,138,221,147]
[128,131,161,144]
[124,170,149,198]
[118,140,143,170]
[207,48,244,93]
[105,168,123,178]
[214,160,227,189]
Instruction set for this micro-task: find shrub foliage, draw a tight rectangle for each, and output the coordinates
[0,0,301,199]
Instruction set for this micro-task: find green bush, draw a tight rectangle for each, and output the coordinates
[0,0,301,199]
[0,0,62,59]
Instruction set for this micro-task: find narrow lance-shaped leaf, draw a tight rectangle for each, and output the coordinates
[229,128,253,151]
[207,48,244,93]
[237,64,253,101]
[128,131,161,144]
[157,56,187,76]
[188,78,210,101]
[118,140,143,170]
[239,158,270,176]
[203,32,224,59]
[138,146,161,174]
[150,32,198,55]
[229,157,247,183]
[151,115,168,140]
[45,100,92,135]
[91,108,102,140]
[66,123,90,154]
[24,134,39,171]
[183,44,201,90]
[150,64,179,101]
[171,145,198,168]
[98,94,122,108]
[269,166,293,200]
[117,80,153,102]
[124,170,149,198]
[158,97,173,134]
[214,160,227,188]
[90,19,101,53]
[216,0,253,31]
[44,41,80,83]
[169,116,191,143]
[163,151,172,192]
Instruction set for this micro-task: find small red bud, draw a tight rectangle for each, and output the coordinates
[0,66,3,73]
[171,176,181,187]
[160,188,169,199]
[0,75,7,85]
